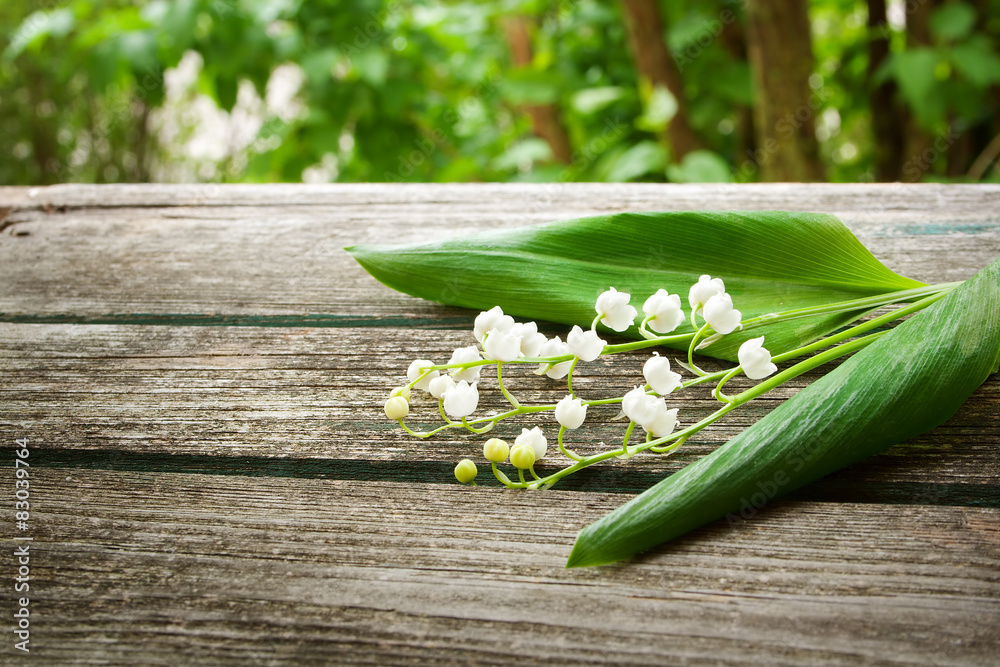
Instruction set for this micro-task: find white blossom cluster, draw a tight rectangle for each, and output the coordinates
[384,275,778,487]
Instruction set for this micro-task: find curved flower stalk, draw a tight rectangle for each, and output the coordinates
[382,279,959,490]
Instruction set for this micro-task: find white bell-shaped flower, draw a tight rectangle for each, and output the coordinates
[443,380,479,418]
[510,321,547,358]
[643,353,682,395]
[447,345,483,382]
[567,325,606,362]
[642,289,685,334]
[555,395,588,430]
[474,306,514,343]
[738,336,778,380]
[536,336,574,379]
[427,374,456,400]
[595,287,637,332]
[645,403,679,438]
[483,327,522,362]
[622,386,658,429]
[703,292,742,335]
[514,426,547,461]
[406,359,439,392]
[688,275,726,314]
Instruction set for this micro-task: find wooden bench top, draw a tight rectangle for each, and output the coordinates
[1,183,998,664]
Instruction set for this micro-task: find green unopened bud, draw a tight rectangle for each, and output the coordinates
[384,396,409,420]
[390,386,411,400]
[509,444,536,470]
[454,458,478,484]
[483,438,510,463]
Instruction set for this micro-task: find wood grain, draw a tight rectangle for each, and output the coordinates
[0,184,997,664]
[0,184,997,320]
[5,468,997,665]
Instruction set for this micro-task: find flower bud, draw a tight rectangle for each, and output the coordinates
[389,386,411,400]
[509,445,536,470]
[483,438,510,463]
[384,396,409,420]
[555,395,587,430]
[454,459,478,484]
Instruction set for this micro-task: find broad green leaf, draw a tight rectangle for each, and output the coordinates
[568,256,1000,567]
[347,211,924,362]
[603,141,665,182]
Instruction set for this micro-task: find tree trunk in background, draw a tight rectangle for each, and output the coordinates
[719,15,756,176]
[745,0,825,181]
[503,17,573,164]
[619,0,702,160]
[867,0,906,181]
[900,0,937,181]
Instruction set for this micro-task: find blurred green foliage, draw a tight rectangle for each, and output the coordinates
[2,0,999,185]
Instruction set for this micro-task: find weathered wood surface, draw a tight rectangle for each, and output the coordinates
[1,183,998,665]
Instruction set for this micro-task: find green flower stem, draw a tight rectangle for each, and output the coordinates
[687,322,712,376]
[557,425,584,461]
[528,466,542,481]
[397,419,430,439]
[526,331,886,490]
[738,282,959,333]
[491,462,514,486]
[496,362,521,408]
[712,367,742,403]
[566,358,579,396]
[518,468,527,485]
[461,416,496,435]
[621,421,636,456]
[437,398,457,425]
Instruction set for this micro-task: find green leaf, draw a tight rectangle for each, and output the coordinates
[950,37,1000,88]
[636,85,678,133]
[667,150,733,183]
[567,256,1000,567]
[346,211,924,362]
[603,141,665,182]
[500,69,561,105]
[891,48,944,125]
[570,86,627,115]
[930,2,977,42]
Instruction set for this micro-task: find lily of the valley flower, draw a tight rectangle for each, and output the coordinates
[642,289,685,334]
[537,336,574,379]
[738,336,778,379]
[443,380,479,418]
[688,275,726,314]
[555,395,588,429]
[514,426,548,460]
[483,327,522,362]
[646,403,679,438]
[483,438,510,463]
[406,359,439,391]
[703,292,742,334]
[510,321,547,358]
[643,353,682,395]
[447,345,483,382]
[474,306,514,343]
[621,387,678,437]
[595,287,637,332]
[427,374,456,400]
[567,325,606,362]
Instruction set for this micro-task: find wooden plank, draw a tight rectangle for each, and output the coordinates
[2,323,997,502]
[0,184,997,320]
[7,467,998,665]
